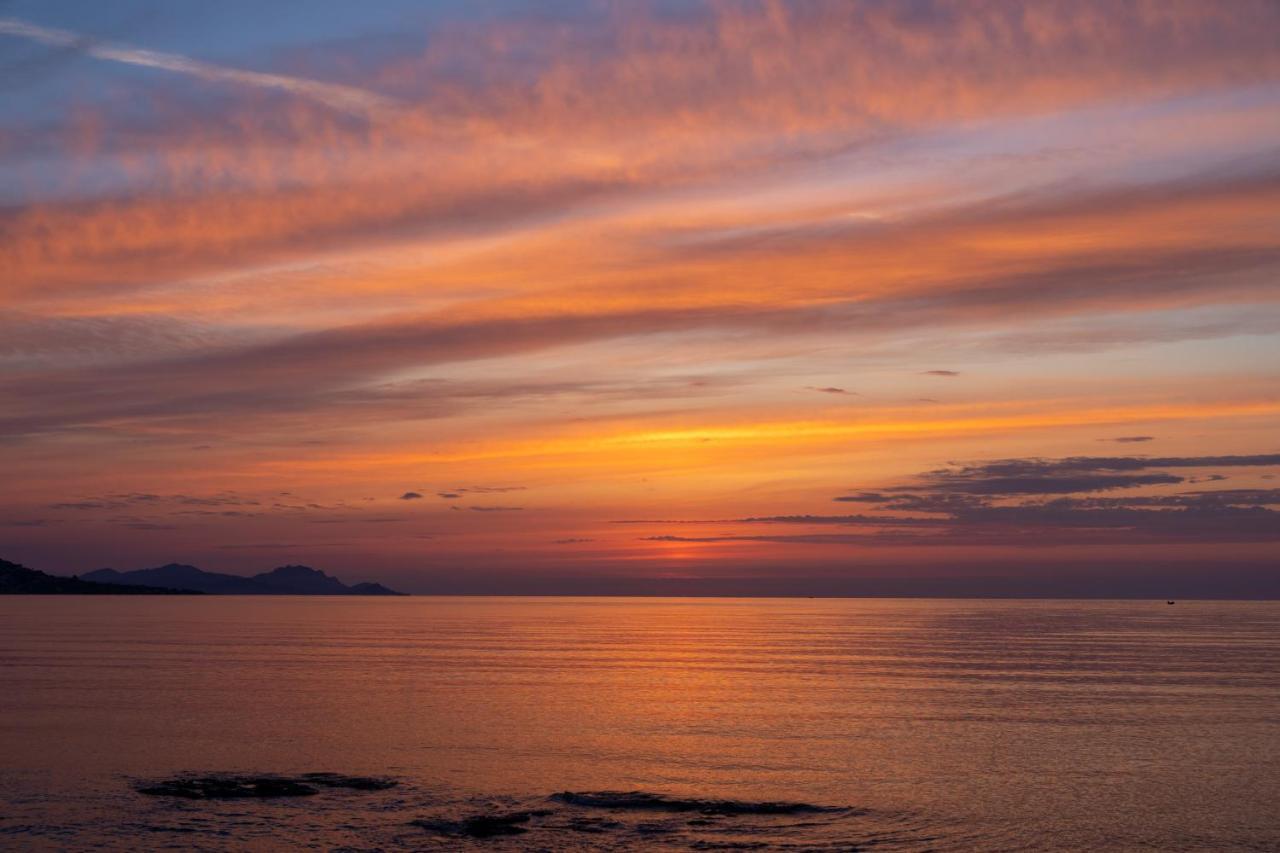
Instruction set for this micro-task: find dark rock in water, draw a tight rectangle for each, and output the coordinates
[552,791,834,816]
[564,815,624,834]
[413,810,551,838]
[137,777,319,799]
[298,772,397,791]
[458,814,532,838]
[136,773,397,799]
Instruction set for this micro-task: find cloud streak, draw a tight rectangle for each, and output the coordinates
[0,17,398,118]
[3,2,1279,585]
[630,454,1280,547]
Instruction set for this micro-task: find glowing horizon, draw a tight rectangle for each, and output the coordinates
[3,0,1278,594]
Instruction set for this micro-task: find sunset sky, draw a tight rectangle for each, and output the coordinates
[3,1,1278,594]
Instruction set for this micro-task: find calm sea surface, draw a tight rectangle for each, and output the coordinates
[1,597,1277,851]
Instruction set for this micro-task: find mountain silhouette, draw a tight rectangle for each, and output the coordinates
[251,564,353,594]
[1,558,199,595]
[82,563,405,595]
[85,563,263,594]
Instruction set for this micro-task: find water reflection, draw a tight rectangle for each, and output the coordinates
[1,597,1277,849]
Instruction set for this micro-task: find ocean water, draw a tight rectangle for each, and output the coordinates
[0,597,1277,851]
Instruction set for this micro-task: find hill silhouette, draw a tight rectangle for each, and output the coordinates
[83,563,405,595]
[0,558,199,595]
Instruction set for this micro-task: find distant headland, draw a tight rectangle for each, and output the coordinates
[0,558,406,596]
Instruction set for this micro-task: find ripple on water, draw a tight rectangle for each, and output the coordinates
[406,790,952,850]
[0,778,984,851]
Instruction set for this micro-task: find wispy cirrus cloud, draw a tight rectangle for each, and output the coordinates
[0,17,399,118]
[4,232,1279,441]
[4,2,1280,583]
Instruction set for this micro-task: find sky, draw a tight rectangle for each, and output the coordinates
[2,0,1278,596]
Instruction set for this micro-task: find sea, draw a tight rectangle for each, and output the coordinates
[0,597,1277,851]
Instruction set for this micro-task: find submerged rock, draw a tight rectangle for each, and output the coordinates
[297,772,398,791]
[136,777,318,799]
[551,790,835,816]
[413,810,552,838]
[136,773,397,799]
[563,815,624,834]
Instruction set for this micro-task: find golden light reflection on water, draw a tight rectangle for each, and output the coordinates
[1,597,1277,849]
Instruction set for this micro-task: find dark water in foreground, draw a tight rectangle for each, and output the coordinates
[1,597,1277,851]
